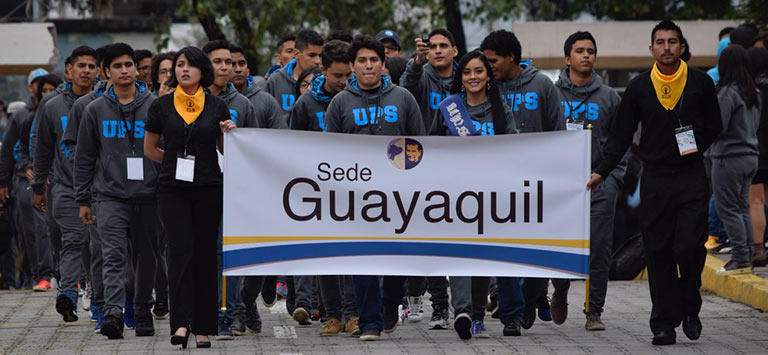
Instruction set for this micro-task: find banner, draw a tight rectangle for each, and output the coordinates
[223,129,591,278]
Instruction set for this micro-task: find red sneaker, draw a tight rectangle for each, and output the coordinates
[33,280,52,292]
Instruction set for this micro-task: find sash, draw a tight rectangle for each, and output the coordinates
[439,95,477,136]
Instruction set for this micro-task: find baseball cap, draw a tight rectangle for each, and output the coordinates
[375,30,401,50]
[27,68,49,85]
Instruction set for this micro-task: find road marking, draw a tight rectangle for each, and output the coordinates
[273,325,297,339]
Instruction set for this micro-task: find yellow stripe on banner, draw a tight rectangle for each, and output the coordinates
[223,236,589,249]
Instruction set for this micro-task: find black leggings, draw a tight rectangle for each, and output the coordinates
[158,185,222,335]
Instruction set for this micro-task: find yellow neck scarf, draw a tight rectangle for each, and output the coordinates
[173,85,205,124]
[650,60,688,110]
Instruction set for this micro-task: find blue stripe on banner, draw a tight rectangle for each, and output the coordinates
[224,241,588,275]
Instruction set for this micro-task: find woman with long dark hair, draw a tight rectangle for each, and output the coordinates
[711,44,761,276]
[432,50,516,340]
[431,50,516,136]
[144,46,236,349]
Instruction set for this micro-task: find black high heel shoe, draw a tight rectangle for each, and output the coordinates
[171,328,190,349]
[195,335,211,348]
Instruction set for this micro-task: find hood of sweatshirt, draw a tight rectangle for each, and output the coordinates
[244,76,263,98]
[280,59,298,84]
[555,69,604,96]
[103,81,151,114]
[310,74,334,103]
[344,74,394,101]
[499,60,538,90]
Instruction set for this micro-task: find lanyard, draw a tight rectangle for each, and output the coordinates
[671,89,686,128]
[182,119,198,157]
[117,108,137,154]
[361,90,383,135]
[569,89,597,119]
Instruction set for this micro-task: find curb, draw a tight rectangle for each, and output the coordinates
[700,254,768,312]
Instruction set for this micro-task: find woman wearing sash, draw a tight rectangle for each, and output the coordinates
[431,50,517,339]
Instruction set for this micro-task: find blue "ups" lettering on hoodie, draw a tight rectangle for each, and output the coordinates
[229,109,239,125]
[429,92,449,109]
[472,121,495,136]
[502,92,538,112]
[102,120,146,139]
[316,112,328,132]
[282,94,296,111]
[60,116,69,132]
[352,106,398,125]
[561,101,599,121]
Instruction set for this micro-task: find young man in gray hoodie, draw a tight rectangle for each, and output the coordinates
[481,30,564,133]
[288,39,360,336]
[32,46,99,323]
[61,78,111,333]
[230,44,287,129]
[326,35,424,341]
[552,31,624,331]
[399,28,457,328]
[75,43,159,340]
[479,29,564,336]
[266,29,324,121]
[400,28,457,135]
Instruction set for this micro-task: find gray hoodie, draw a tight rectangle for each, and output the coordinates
[400,62,453,132]
[555,70,622,171]
[32,83,86,193]
[289,73,335,132]
[74,82,158,205]
[708,85,761,158]
[326,75,425,136]
[498,61,564,133]
[217,82,259,128]
[61,80,109,168]
[431,97,518,136]
[243,76,287,129]
[265,59,299,120]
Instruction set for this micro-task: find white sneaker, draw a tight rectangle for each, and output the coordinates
[407,296,424,323]
[81,283,92,311]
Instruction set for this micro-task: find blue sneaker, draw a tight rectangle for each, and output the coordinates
[124,299,135,329]
[90,303,100,323]
[55,291,78,322]
[94,313,105,333]
[471,320,489,338]
[537,296,552,322]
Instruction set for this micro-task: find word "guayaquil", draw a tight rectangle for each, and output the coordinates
[282,163,544,234]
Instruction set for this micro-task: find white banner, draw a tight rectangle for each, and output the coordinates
[223,129,591,278]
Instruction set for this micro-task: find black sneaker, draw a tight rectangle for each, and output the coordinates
[503,320,522,336]
[216,318,234,340]
[429,305,450,329]
[245,304,262,333]
[152,295,169,320]
[383,304,399,333]
[521,303,536,329]
[232,316,246,336]
[453,313,472,340]
[134,313,155,337]
[261,277,277,307]
[55,292,78,322]
[101,315,124,339]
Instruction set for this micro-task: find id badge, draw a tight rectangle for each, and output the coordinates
[176,154,195,182]
[566,118,584,131]
[126,156,144,181]
[675,125,698,156]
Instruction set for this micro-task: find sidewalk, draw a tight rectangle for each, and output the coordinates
[1,280,767,354]
[704,252,768,311]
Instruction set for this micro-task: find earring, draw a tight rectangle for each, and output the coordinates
[461,86,466,92]
[486,82,490,90]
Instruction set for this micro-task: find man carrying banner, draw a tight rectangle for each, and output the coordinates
[588,20,722,346]
[552,31,624,330]
[326,34,425,341]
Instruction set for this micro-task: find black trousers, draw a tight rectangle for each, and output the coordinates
[158,186,222,335]
[639,165,708,335]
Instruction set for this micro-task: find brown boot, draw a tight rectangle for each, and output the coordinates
[753,243,767,267]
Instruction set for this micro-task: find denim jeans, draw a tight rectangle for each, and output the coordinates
[352,275,405,332]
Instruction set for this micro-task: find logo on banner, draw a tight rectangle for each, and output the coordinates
[387,138,423,170]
